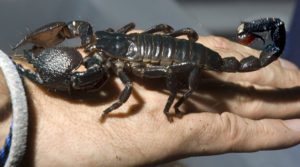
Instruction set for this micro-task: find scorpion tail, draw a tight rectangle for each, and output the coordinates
[221,18,286,72]
[220,47,282,72]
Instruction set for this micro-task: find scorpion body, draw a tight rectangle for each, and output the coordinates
[96,32,225,70]
[13,18,286,121]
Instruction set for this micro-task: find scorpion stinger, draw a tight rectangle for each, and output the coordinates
[236,18,286,69]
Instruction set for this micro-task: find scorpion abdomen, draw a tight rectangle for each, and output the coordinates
[127,33,223,69]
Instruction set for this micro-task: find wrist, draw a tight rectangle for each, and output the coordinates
[0,70,12,149]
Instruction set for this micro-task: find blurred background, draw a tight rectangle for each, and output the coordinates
[0,0,298,166]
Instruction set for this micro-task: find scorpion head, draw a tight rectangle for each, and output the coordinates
[94,31,131,58]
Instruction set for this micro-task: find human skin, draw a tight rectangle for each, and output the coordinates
[1,34,300,166]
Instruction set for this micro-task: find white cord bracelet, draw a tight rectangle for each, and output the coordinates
[0,50,28,167]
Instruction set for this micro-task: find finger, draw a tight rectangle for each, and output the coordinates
[176,112,300,155]
[279,58,299,71]
[189,80,300,119]
[0,70,10,109]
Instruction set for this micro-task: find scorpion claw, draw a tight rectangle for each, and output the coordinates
[13,21,94,51]
[13,22,68,50]
[66,20,94,47]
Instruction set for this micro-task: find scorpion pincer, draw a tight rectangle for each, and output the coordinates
[13,18,285,122]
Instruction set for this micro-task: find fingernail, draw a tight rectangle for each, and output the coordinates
[279,59,299,70]
[283,119,300,132]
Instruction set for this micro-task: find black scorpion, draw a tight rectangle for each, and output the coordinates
[13,18,285,121]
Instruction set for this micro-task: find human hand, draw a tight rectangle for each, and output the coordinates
[4,34,300,166]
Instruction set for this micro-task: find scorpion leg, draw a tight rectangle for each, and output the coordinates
[165,74,178,122]
[142,24,174,34]
[101,71,132,119]
[174,67,200,115]
[71,66,108,91]
[167,28,199,42]
[117,22,136,34]
[132,63,195,121]
[132,66,177,121]
[71,53,109,91]
[237,18,286,69]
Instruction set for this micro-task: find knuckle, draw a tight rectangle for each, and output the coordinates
[231,86,265,118]
[218,112,252,151]
[220,112,241,142]
[256,119,277,137]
